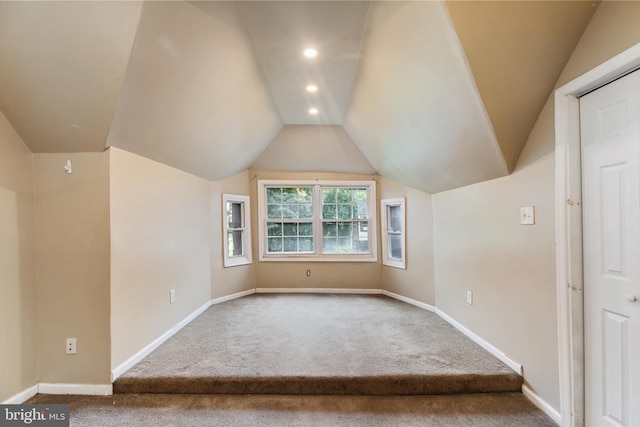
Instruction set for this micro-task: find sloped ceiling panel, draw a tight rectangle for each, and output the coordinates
[237,1,369,125]
[251,125,376,174]
[0,1,142,152]
[448,0,598,172]
[106,1,282,181]
[344,1,508,194]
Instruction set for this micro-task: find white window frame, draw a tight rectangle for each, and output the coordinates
[380,198,406,269]
[257,180,377,262]
[222,194,252,267]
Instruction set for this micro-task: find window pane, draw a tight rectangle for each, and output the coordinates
[337,204,352,219]
[299,237,313,251]
[337,222,353,237]
[337,237,351,252]
[322,188,336,203]
[283,223,297,236]
[227,202,243,228]
[389,205,402,232]
[298,187,313,203]
[322,237,337,253]
[267,204,282,219]
[267,223,282,237]
[282,188,298,203]
[323,222,337,237]
[267,188,282,203]
[389,234,402,260]
[228,230,243,256]
[283,237,297,252]
[353,188,367,202]
[323,204,336,219]
[355,221,369,253]
[356,199,368,219]
[337,188,352,203]
[359,221,369,235]
[298,204,313,219]
[282,204,298,219]
[354,239,369,253]
[299,222,313,236]
[268,237,282,252]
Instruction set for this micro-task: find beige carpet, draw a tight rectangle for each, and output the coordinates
[27,294,557,425]
[114,294,522,395]
[28,393,557,426]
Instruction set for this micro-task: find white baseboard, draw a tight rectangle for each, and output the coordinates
[382,290,435,312]
[2,385,38,404]
[211,288,255,305]
[381,291,523,375]
[383,291,558,422]
[382,291,523,376]
[435,308,523,376]
[111,299,213,381]
[522,384,561,425]
[38,383,112,396]
[256,288,383,294]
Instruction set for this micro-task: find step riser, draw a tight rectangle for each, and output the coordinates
[114,374,523,395]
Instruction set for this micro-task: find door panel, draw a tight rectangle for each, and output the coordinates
[580,70,640,427]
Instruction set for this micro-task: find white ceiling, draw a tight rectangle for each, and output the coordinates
[237,1,369,125]
[0,1,598,193]
[0,1,142,152]
[344,1,507,192]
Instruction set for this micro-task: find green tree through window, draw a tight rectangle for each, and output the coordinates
[261,182,375,259]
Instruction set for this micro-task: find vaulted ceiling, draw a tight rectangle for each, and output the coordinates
[0,1,597,193]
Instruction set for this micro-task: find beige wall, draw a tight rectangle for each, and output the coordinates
[211,170,256,299]
[250,170,382,290]
[379,176,435,305]
[34,152,111,384]
[0,111,37,401]
[251,125,376,175]
[110,148,212,370]
[431,0,640,411]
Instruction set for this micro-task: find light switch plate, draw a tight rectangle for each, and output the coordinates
[521,206,535,225]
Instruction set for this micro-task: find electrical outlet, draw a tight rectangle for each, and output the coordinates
[170,289,176,304]
[466,291,473,305]
[66,338,77,355]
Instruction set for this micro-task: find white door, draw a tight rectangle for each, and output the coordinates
[581,70,640,427]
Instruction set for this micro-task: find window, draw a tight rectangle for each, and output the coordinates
[223,194,252,267]
[381,198,405,269]
[258,180,377,262]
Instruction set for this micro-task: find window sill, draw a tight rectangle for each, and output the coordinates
[382,259,406,269]
[223,257,252,268]
[259,254,378,263]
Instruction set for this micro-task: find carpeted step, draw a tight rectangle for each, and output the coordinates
[113,294,524,397]
[113,372,522,395]
[28,392,557,426]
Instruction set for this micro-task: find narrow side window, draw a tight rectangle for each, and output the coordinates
[223,194,252,267]
[381,198,405,269]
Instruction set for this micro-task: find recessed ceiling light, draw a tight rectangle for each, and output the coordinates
[309,108,319,115]
[303,48,317,58]
[306,84,318,93]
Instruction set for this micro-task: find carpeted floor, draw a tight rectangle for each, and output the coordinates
[27,294,557,426]
[27,393,557,426]
[114,294,522,395]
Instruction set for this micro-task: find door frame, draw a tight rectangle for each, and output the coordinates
[555,42,640,427]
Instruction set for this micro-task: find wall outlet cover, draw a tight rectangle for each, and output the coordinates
[520,206,535,225]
